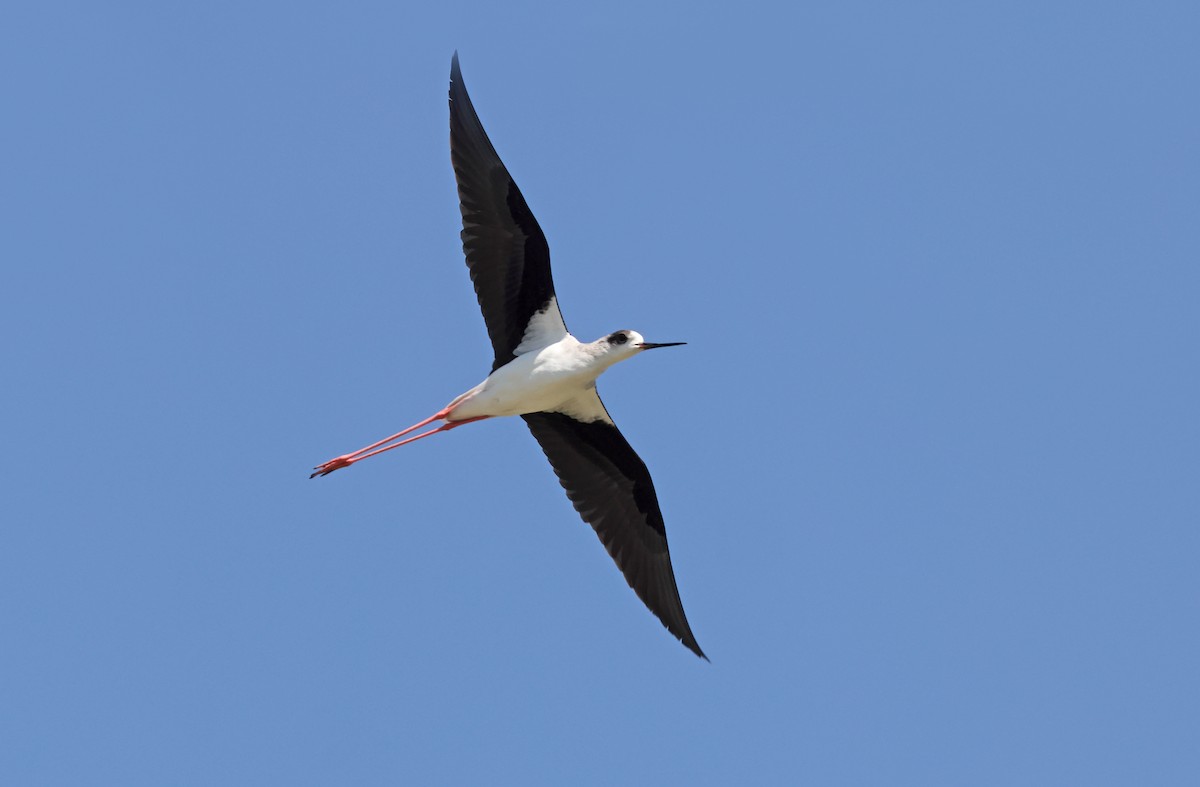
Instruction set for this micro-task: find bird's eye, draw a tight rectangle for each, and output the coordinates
[608,333,628,345]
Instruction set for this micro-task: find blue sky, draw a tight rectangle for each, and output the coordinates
[3,1,1198,784]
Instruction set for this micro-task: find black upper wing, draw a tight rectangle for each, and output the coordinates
[449,53,560,372]
[522,407,706,659]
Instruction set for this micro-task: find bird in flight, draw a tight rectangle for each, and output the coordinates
[312,53,705,659]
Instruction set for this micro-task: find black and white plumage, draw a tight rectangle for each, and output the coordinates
[312,54,704,659]
[449,53,561,374]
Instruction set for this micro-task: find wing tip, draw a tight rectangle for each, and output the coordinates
[450,52,466,106]
[667,610,708,660]
[685,637,709,661]
[450,52,462,98]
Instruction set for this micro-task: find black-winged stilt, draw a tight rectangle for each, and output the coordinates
[312,54,705,659]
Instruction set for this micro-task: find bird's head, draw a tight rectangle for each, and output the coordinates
[599,330,686,360]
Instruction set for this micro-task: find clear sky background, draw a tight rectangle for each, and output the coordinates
[3,1,1198,784]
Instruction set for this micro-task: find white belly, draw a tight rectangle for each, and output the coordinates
[446,337,599,420]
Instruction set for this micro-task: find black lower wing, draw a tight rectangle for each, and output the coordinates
[522,410,705,659]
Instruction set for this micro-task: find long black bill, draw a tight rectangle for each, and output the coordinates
[635,342,687,350]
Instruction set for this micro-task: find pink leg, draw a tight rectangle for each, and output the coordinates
[310,411,489,478]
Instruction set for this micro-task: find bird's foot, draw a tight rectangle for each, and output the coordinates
[310,455,354,478]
